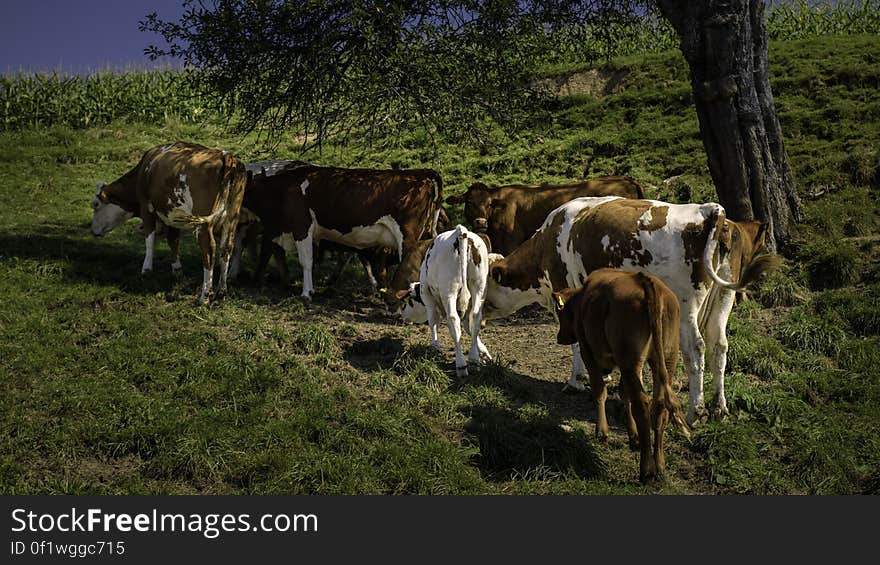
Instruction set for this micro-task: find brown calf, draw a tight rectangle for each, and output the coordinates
[554,268,690,482]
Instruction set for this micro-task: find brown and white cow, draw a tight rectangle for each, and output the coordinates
[445,176,644,255]
[554,269,690,482]
[90,141,250,303]
[485,196,780,424]
[243,165,444,299]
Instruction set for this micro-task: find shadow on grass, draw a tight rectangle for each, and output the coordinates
[464,405,607,481]
[0,229,189,296]
[343,335,407,371]
[0,226,390,308]
[376,345,617,481]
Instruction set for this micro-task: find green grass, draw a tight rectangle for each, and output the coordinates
[1,34,879,494]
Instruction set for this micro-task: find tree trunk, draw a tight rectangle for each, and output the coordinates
[656,0,801,253]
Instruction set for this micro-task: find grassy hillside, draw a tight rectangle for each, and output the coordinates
[0,35,878,494]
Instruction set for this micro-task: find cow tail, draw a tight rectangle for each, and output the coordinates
[221,153,248,224]
[456,226,470,315]
[165,154,247,231]
[639,273,690,438]
[702,205,741,290]
[166,207,224,229]
[702,205,782,291]
[429,171,444,237]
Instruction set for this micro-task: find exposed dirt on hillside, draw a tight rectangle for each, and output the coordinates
[534,67,630,98]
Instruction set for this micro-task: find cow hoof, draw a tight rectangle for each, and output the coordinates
[686,405,709,427]
[455,365,468,378]
[562,377,586,392]
[141,267,153,275]
[710,402,730,421]
[172,267,183,276]
[628,436,640,452]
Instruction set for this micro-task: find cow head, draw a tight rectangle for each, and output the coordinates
[446,182,498,232]
[395,283,428,323]
[90,182,133,237]
[552,288,581,346]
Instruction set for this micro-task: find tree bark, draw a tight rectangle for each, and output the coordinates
[656,0,801,252]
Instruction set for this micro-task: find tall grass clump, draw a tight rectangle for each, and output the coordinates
[812,286,880,336]
[801,239,860,290]
[753,268,810,308]
[777,309,847,357]
[292,323,337,355]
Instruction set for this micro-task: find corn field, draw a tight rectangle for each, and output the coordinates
[0,70,220,131]
[768,0,880,40]
[1,0,877,132]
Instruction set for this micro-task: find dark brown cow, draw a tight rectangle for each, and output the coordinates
[554,269,690,482]
[90,141,250,303]
[243,165,444,298]
[445,176,644,255]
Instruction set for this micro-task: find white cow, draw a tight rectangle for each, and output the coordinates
[397,225,492,377]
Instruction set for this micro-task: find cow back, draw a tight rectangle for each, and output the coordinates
[483,176,644,255]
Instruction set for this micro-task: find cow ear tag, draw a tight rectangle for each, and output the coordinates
[554,293,566,310]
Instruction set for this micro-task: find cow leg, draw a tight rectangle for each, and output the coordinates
[467,286,492,363]
[167,227,182,275]
[370,248,392,291]
[228,224,248,280]
[140,214,157,274]
[358,253,379,290]
[255,235,274,285]
[680,303,707,426]
[442,294,468,377]
[467,305,486,365]
[325,251,354,286]
[649,359,670,478]
[565,343,588,391]
[704,289,736,420]
[274,244,290,286]
[216,215,240,297]
[294,235,315,299]
[587,366,610,444]
[142,230,156,274]
[619,381,640,451]
[422,291,441,351]
[622,368,655,483]
[196,226,215,304]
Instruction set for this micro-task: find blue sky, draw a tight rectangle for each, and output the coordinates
[1,0,186,74]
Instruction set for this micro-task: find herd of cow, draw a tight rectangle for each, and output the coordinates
[89,141,779,482]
